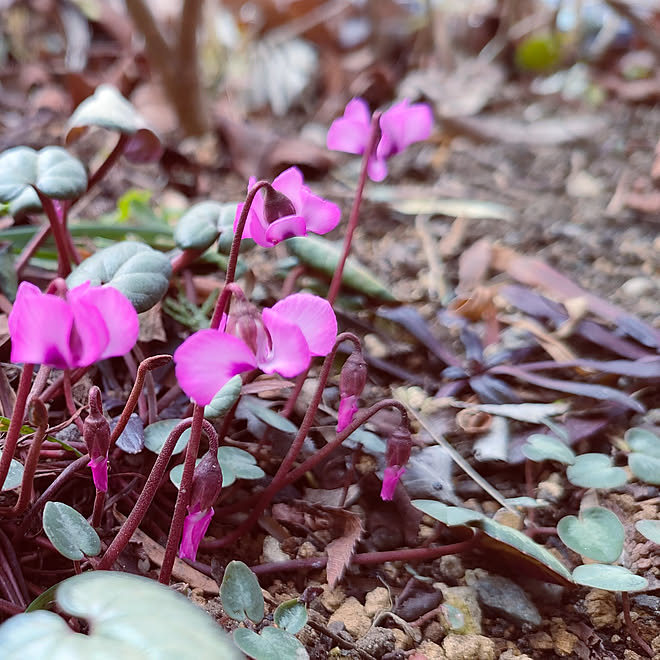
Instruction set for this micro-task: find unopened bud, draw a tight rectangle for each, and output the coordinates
[84,387,111,461]
[263,185,296,224]
[189,450,223,512]
[386,423,412,470]
[340,350,367,399]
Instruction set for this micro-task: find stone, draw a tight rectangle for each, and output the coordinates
[416,640,447,660]
[392,627,414,650]
[551,628,578,657]
[328,596,371,639]
[424,620,445,643]
[321,585,345,612]
[537,473,564,502]
[436,555,465,582]
[620,276,655,299]
[439,585,482,634]
[442,633,496,660]
[527,632,554,651]
[499,652,534,660]
[585,589,618,629]
[354,626,395,658]
[365,587,391,617]
[261,535,289,564]
[466,572,541,628]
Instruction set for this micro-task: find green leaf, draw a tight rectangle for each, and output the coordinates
[233,627,308,660]
[572,564,648,592]
[217,203,250,254]
[273,599,308,634]
[343,428,386,455]
[66,84,162,163]
[521,434,576,465]
[67,241,172,312]
[0,146,87,202]
[220,561,265,624]
[635,519,660,544]
[625,428,660,457]
[557,507,624,563]
[0,571,241,659]
[174,201,225,251]
[7,187,41,215]
[628,453,660,486]
[566,453,628,489]
[286,235,397,302]
[143,419,191,455]
[504,497,550,509]
[42,502,101,561]
[239,397,298,434]
[204,376,243,419]
[25,583,59,613]
[169,447,264,489]
[412,500,485,527]
[0,450,24,491]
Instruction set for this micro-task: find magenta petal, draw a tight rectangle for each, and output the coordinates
[272,167,304,209]
[88,456,108,492]
[379,100,433,154]
[367,156,388,182]
[67,295,109,368]
[8,282,75,368]
[174,330,257,405]
[264,215,307,244]
[337,394,359,432]
[259,308,310,377]
[179,506,214,562]
[244,208,271,247]
[380,465,405,501]
[298,190,341,235]
[327,98,372,153]
[270,293,337,356]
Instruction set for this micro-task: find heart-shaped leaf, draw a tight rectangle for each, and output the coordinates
[343,428,386,455]
[7,187,41,215]
[412,500,486,527]
[566,453,628,489]
[522,434,576,465]
[143,419,191,455]
[273,599,308,635]
[0,146,87,202]
[557,507,624,563]
[635,519,660,544]
[572,564,648,592]
[0,571,241,659]
[286,235,397,301]
[174,201,225,251]
[67,241,172,312]
[233,627,308,660]
[66,84,162,163]
[625,427,660,456]
[204,375,243,420]
[0,450,24,491]
[42,502,101,561]
[626,428,660,485]
[237,397,298,435]
[220,561,264,624]
[217,203,252,254]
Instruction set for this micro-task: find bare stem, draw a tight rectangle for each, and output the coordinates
[35,193,74,278]
[63,370,84,434]
[622,591,653,658]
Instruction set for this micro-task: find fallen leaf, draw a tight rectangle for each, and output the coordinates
[326,509,363,588]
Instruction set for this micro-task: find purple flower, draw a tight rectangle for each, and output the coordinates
[84,387,111,492]
[174,293,337,405]
[337,349,367,432]
[179,504,214,562]
[88,456,108,493]
[380,423,413,501]
[381,465,406,501]
[327,98,433,181]
[234,167,341,248]
[8,281,139,369]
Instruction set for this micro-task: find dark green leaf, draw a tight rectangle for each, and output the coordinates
[174,201,225,251]
[204,375,242,419]
[239,397,298,435]
[42,502,101,560]
[220,560,264,623]
[143,419,191,455]
[67,241,172,312]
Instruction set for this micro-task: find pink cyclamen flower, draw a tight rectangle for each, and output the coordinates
[337,349,367,432]
[327,97,433,181]
[180,504,214,562]
[174,293,337,406]
[234,167,341,247]
[8,281,139,369]
[380,423,413,501]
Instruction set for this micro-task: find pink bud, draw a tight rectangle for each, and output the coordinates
[386,424,412,469]
[84,386,111,492]
[337,350,367,432]
[189,450,223,512]
[263,185,297,224]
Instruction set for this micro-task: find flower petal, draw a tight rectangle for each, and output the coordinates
[270,293,337,356]
[67,293,109,367]
[272,167,304,210]
[8,282,75,368]
[367,156,388,182]
[259,308,310,377]
[88,456,108,492]
[298,189,341,235]
[337,394,359,433]
[380,465,405,501]
[327,98,372,154]
[174,330,257,405]
[179,506,214,562]
[264,214,307,245]
[379,100,433,154]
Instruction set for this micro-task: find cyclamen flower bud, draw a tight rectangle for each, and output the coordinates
[84,386,111,492]
[381,423,412,501]
[263,185,297,224]
[337,350,367,432]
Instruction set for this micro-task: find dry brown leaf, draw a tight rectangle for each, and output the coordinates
[326,509,363,589]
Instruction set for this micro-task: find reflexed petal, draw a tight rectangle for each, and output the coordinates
[74,284,139,360]
[264,215,307,245]
[327,119,368,154]
[243,208,271,247]
[337,394,359,432]
[367,156,388,182]
[8,282,75,368]
[174,330,257,405]
[259,308,310,377]
[179,505,214,562]
[298,189,341,235]
[68,295,109,367]
[272,167,304,210]
[270,293,337,356]
[380,465,405,501]
[88,456,108,492]
[379,100,433,154]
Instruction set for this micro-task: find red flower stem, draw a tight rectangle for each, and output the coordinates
[39,367,87,403]
[622,591,653,658]
[35,192,74,278]
[63,370,84,434]
[132,345,159,425]
[91,491,106,529]
[0,363,34,491]
[170,247,206,274]
[85,134,129,192]
[97,417,215,571]
[326,111,381,306]
[202,392,408,551]
[27,364,51,406]
[14,222,51,277]
[250,533,479,576]
[110,355,172,447]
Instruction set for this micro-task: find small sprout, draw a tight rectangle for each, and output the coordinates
[220,560,265,624]
[566,453,628,489]
[557,507,625,563]
[273,599,308,635]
